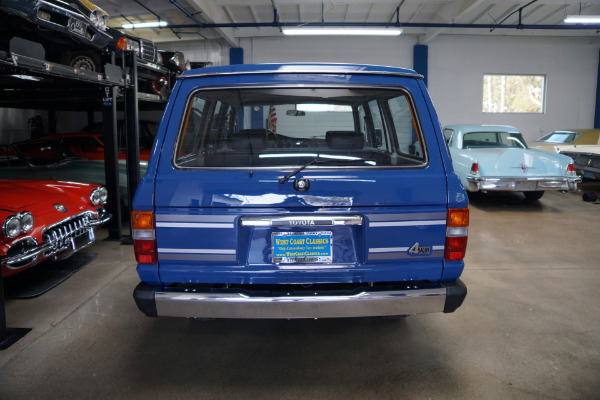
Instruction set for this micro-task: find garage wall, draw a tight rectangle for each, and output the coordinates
[0,109,45,144]
[428,35,599,141]
[239,34,599,142]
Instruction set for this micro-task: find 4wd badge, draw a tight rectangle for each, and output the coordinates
[408,242,431,256]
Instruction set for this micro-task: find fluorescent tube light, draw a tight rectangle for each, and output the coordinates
[122,21,168,29]
[282,28,402,36]
[564,15,600,24]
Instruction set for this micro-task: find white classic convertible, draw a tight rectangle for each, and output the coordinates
[443,125,581,201]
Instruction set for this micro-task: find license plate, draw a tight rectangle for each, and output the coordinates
[70,229,94,251]
[515,181,537,191]
[272,231,332,264]
[68,18,87,37]
[583,171,596,179]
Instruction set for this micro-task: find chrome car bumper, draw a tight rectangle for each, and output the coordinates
[1,209,111,268]
[133,280,467,319]
[466,176,581,192]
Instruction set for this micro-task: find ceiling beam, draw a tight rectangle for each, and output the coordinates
[248,5,259,23]
[408,4,425,23]
[420,0,488,44]
[186,0,238,47]
[365,4,375,23]
[223,5,236,24]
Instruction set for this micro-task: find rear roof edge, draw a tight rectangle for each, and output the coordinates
[180,63,423,80]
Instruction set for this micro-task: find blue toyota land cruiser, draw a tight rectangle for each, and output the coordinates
[132,63,469,319]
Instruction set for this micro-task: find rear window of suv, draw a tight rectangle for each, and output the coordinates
[173,86,427,169]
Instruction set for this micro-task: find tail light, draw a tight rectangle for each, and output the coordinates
[445,208,469,261]
[132,210,157,264]
[566,163,576,176]
[470,162,479,176]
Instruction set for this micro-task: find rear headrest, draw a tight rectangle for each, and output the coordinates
[230,129,268,152]
[325,131,364,150]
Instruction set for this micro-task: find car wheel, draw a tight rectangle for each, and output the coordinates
[69,51,102,72]
[524,191,544,201]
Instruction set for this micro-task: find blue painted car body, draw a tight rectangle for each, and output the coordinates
[132,63,469,319]
[444,124,580,199]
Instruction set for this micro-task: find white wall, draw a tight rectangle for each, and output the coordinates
[429,35,599,142]
[238,34,599,143]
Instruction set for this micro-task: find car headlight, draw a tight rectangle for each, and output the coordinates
[89,9,109,30]
[3,215,22,238]
[90,9,101,28]
[175,53,186,70]
[90,187,108,205]
[20,212,34,234]
[102,15,109,30]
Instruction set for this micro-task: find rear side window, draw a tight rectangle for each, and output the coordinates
[462,131,527,149]
[174,87,426,168]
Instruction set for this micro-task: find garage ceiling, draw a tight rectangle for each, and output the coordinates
[94,0,600,46]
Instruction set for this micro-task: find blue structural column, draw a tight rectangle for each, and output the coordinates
[595,48,600,129]
[230,48,244,65]
[413,45,429,87]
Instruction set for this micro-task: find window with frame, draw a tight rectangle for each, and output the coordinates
[174,87,427,169]
[482,74,545,113]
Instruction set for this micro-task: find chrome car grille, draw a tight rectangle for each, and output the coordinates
[139,39,157,63]
[42,211,96,256]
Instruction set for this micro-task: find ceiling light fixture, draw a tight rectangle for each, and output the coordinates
[122,21,168,29]
[282,28,402,36]
[564,15,600,24]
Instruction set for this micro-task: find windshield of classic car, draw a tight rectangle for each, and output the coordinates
[538,132,578,144]
[174,87,427,168]
[14,141,70,165]
[462,131,527,149]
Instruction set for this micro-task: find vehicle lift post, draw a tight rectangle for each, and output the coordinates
[0,271,30,350]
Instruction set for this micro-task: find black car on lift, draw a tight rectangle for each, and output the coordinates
[105,27,171,98]
[0,0,112,68]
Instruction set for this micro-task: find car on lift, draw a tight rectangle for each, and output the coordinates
[0,178,110,278]
[0,139,147,200]
[443,124,581,201]
[159,50,190,75]
[0,0,112,68]
[98,27,171,97]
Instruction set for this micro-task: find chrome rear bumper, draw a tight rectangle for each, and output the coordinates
[133,280,467,319]
[467,176,581,192]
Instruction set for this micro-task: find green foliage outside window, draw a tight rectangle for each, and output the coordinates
[482,74,545,113]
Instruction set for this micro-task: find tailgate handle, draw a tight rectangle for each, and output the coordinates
[240,216,364,227]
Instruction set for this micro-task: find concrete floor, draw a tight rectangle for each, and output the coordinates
[1,188,599,400]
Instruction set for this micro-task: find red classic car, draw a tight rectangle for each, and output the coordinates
[0,179,111,278]
[27,132,151,161]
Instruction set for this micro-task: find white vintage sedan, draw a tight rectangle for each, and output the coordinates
[443,125,581,200]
